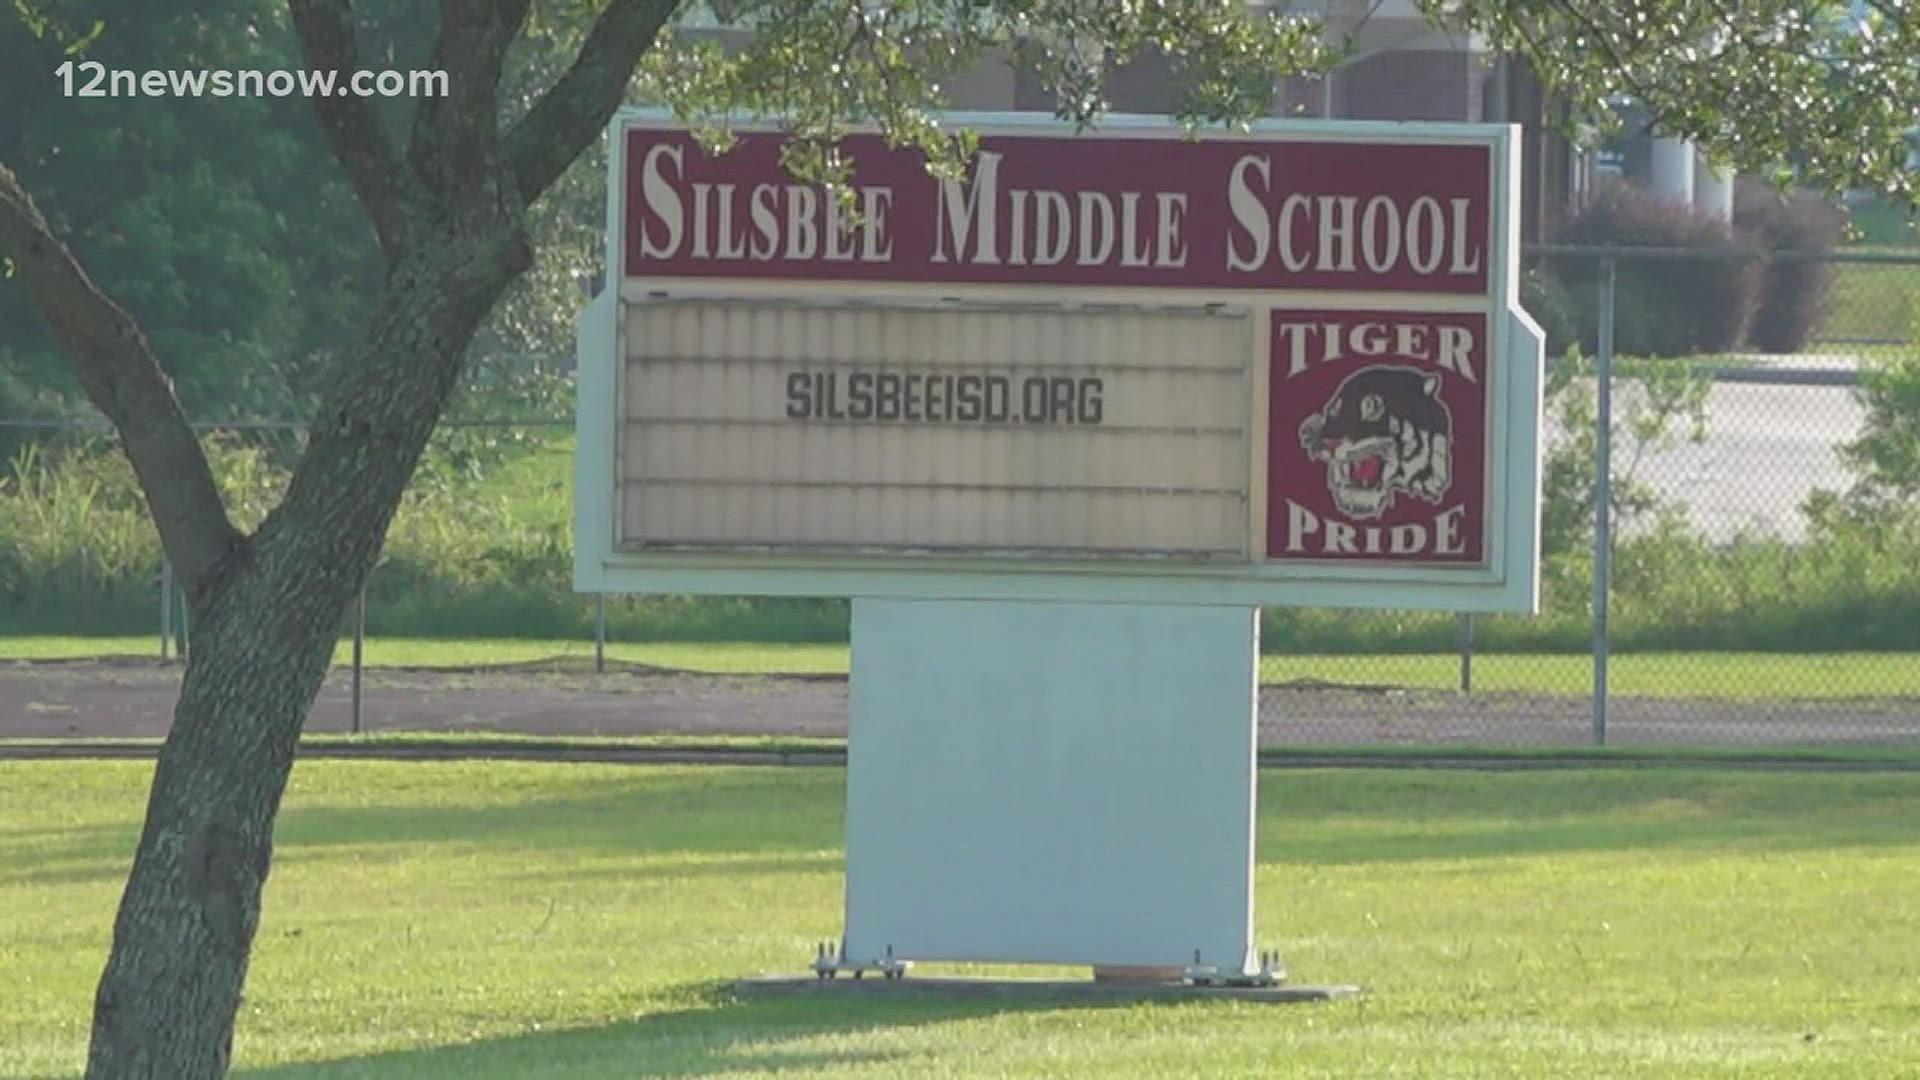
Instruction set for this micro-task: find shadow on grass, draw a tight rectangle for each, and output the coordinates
[235,986,1112,1079]
[268,765,1920,869]
[9,768,1920,891]
[0,823,140,888]
[497,851,840,887]
[0,769,844,888]
[270,769,846,859]
[1257,769,1920,864]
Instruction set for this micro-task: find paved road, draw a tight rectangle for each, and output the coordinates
[6,661,1916,749]
[1550,377,1865,544]
[1639,380,1863,543]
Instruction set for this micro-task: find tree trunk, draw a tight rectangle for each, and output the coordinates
[83,225,526,1078]
[83,569,340,1078]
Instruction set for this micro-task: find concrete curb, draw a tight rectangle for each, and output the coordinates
[733,974,1362,1003]
[2,740,1917,771]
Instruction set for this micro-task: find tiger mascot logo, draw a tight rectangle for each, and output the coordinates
[1296,365,1453,520]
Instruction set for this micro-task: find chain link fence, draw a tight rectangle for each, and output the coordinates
[1262,246,1920,750]
[3,247,1917,750]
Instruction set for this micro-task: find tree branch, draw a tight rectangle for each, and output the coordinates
[407,0,531,207]
[0,164,243,593]
[504,0,684,204]
[288,0,408,252]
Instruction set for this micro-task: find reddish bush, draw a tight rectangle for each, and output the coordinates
[1550,183,1758,357]
[1735,180,1846,353]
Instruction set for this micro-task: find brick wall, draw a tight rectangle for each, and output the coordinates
[992,47,1487,125]
[1334,49,1484,122]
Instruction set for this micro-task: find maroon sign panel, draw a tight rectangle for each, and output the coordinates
[1267,311,1489,563]
[623,127,1493,294]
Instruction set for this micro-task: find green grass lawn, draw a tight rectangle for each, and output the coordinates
[0,635,851,675]
[2,761,1916,1077]
[1845,199,1919,248]
[1823,261,1916,344]
[6,636,1919,699]
[1267,651,1920,700]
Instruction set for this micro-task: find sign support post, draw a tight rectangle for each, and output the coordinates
[842,599,1260,976]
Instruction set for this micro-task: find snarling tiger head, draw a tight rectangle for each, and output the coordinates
[1297,365,1453,520]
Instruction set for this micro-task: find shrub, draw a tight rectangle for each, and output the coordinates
[1536,347,1711,559]
[0,439,160,633]
[1839,344,1920,501]
[1735,180,1846,353]
[0,352,77,465]
[7,426,1920,653]
[1520,264,1580,359]
[1549,184,1758,357]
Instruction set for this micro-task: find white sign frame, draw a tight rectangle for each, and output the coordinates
[575,109,1543,613]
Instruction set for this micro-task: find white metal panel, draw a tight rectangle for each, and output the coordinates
[844,598,1258,969]
[619,300,1251,557]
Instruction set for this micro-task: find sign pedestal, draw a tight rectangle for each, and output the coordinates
[733,973,1360,1002]
[841,598,1261,973]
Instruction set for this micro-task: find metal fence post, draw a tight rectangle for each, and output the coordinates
[1592,257,1616,747]
[351,588,366,736]
[159,558,173,662]
[1457,613,1474,693]
[594,593,607,674]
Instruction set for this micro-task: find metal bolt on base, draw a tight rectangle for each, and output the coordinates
[1186,947,1286,988]
[810,939,911,981]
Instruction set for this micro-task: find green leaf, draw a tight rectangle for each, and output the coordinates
[65,17,103,54]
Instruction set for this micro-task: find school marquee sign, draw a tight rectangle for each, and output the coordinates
[575,111,1544,613]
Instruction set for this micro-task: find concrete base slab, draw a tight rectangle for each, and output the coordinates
[734,974,1361,1003]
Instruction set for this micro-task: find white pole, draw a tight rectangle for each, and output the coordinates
[1692,152,1734,222]
[1648,137,1696,205]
